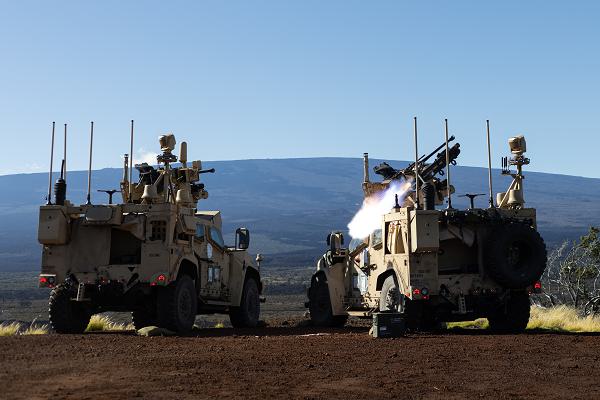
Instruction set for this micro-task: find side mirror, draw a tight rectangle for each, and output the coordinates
[235,227,250,250]
[328,231,344,254]
[326,231,344,246]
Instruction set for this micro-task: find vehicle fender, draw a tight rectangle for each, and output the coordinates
[376,269,397,292]
[229,252,261,307]
[313,255,347,316]
[175,256,199,284]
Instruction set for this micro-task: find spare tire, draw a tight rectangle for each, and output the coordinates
[483,224,546,289]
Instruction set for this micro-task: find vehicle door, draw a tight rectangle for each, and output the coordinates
[205,226,230,299]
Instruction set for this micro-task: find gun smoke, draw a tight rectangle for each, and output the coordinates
[347,179,412,240]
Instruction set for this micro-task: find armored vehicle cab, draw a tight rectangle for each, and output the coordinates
[307,123,546,333]
[38,126,263,334]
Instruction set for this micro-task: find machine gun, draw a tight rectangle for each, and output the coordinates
[374,136,460,184]
[124,135,215,205]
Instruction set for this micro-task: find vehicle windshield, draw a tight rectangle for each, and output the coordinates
[349,238,366,252]
[195,224,205,241]
[209,227,225,248]
[371,229,383,247]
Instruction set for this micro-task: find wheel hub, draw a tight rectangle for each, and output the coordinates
[178,290,192,319]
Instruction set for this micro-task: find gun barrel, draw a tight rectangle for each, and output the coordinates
[402,135,455,176]
[420,143,461,181]
[419,135,455,166]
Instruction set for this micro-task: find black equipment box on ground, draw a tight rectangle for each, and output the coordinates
[372,312,406,338]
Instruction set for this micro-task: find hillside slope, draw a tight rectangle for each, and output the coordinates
[1,158,599,271]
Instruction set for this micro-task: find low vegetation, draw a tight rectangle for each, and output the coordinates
[0,322,21,336]
[0,321,49,336]
[85,315,134,332]
[447,305,600,332]
[535,227,600,312]
[528,305,600,332]
[446,318,489,330]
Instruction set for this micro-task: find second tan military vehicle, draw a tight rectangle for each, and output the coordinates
[38,125,263,334]
[307,123,546,332]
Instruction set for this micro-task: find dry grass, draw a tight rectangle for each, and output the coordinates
[0,322,22,336]
[446,319,489,330]
[447,306,600,332]
[22,324,50,335]
[528,305,600,332]
[0,322,49,336]
[85,315,134,332]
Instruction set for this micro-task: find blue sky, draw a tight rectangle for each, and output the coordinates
[1,1,598,177]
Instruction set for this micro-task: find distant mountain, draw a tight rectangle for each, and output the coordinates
[1,158,599,272]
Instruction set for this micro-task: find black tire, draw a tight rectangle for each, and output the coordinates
[308,274,347,327]
[379,275,403,313]
[415,304,439,332]
[48,285,92,334]
[156,275,197,334]
[131,307,156,330]
[488,292,531,333]
[230,278,261,328]
[484,224,547,289]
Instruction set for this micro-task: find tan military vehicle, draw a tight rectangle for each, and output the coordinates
[38,125,263,334]
[307,122,546,332]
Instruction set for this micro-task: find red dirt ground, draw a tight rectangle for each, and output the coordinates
[1,322,600,400]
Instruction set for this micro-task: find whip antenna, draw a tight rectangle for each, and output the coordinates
[63,123,67,181]
[413,117,420,210]
[445,118,453,209]
[46,122,56,205]
[486,120,495,208]
[86,121,94,205]
[129,120,134,202]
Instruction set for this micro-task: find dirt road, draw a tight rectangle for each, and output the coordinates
[1,323,599,400]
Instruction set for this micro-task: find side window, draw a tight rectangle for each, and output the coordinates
[371,229,383,248]
[349,238,365,253]
[195,224,206,241]
[386,221,405,254]
[209,227,225,248]
[149,220,167,242]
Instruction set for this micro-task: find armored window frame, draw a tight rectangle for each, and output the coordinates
[349,238,365,253]
[195,224,206,241]
[385,221,405,254]
[149,220,167,242]
[209,227,225,249]
[370,229,383,249]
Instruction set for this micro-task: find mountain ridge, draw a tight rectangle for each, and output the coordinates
[1,157,599,272]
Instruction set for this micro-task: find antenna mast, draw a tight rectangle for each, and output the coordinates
[486,120,495,208]
[63,124,67,181]
[46,122,56,205]
[86,121,94,205]
[413,117,420,210]
[445,118,453,209]
[129,120,134,202]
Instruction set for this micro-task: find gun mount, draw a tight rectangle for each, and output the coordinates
[120,133,214,207]
[366,137,461,208]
